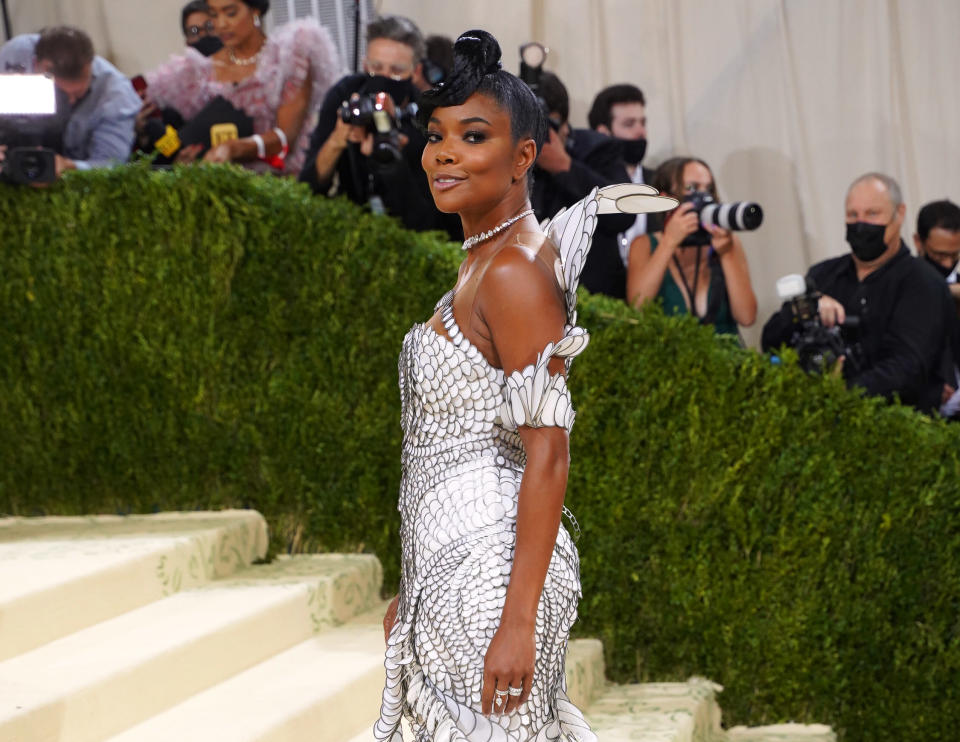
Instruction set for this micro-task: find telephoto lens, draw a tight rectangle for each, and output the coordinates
[699,201,763,231]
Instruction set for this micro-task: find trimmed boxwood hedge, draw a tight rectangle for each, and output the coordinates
[1,164,958,741]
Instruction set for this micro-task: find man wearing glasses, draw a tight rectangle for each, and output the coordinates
[181,1,223,57]
[299,15,461,239]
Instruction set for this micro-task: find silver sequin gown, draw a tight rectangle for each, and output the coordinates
[374,286,597,742]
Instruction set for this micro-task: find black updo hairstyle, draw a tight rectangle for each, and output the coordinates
[240,0,270,15]
[418,30,548,181]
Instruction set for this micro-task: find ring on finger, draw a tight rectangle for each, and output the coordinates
[508,686,523,696]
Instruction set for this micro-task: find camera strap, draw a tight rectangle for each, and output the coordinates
[672,248,726,326]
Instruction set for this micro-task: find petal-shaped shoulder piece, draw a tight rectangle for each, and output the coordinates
[498,326,590,432]
[543,184,678,322]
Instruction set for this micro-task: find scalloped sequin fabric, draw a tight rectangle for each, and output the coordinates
[374,288,597,742]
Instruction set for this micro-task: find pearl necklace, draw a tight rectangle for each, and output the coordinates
[228,47,262,65]
[461,208,535,251]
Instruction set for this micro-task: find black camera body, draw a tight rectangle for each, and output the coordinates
[776,274,864,374]
[518,42,562,134]
[1,146,57,185]
[680,190,764,247]
[338,92,417,166]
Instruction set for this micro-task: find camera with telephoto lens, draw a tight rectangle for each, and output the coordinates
[338,91,418,166]
[0,74,60,185]
[774,273,864,374]
[680,190,764,246]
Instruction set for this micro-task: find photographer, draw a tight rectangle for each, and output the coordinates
[627,157,758,335]
[298,15,459,238]
[0,26,140,176]
[761,173,954,413]
[530,71,634,298]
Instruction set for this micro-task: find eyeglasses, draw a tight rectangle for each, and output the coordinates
[364,58,413,81]
[186,21,215,39]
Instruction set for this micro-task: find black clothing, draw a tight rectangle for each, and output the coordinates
[298,74,461,240]
[532,128,634,299]
[761,243,954,412]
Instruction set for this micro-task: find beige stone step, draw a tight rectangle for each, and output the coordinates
[566,637,607,710]
[0,510,268,661]
[584,678,725,742]
[105,602,391,742]
[0,554,381,742]
[727,723,836,742]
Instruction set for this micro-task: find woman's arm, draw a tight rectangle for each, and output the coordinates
[626,202,698,308]
[709,228,758,326]
[474,245,570,716]
[206,75,313,164]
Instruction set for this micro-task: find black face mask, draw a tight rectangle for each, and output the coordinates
[846,221,889,262]
[924,254,956,278]
[362,75,415,105]
[189,35,223,57]
[616,136,647,166]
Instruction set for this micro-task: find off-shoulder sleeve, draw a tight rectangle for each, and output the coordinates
[144,50,211,120]
[498,326,590,431]
[272,20,343,107]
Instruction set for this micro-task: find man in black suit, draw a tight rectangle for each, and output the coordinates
[531,72,635,299]
[588,84,655,260]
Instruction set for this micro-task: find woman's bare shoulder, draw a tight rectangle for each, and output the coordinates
[480,234,565,316]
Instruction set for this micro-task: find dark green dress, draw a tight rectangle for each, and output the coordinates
[649,233,739,336]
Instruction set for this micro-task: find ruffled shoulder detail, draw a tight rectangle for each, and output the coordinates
[259,19,343,108]
[256,19,344,173]
[498,325,590,432]
[144,49,212,120]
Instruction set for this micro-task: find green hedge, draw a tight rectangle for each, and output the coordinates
[1,165,958,741]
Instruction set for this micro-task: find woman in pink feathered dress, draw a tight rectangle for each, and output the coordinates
[146,0,342,175]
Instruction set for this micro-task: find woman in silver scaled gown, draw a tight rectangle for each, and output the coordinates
[373,29,674,742]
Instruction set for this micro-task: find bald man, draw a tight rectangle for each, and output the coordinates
[762,172,954,414]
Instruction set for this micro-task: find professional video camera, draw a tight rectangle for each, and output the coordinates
[680,190,764,246]
[0,75,60,185]
[338,90,418,165]
[774,273,864,374]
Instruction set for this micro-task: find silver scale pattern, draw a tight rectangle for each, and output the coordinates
[374,289,597,742]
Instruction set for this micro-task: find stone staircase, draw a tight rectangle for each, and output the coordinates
[0,511,835,742]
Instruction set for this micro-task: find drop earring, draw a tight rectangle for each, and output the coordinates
[254,14,261,28]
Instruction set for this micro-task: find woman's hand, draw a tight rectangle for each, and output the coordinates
[708,224,734,256]
[662,201,700,249]
[382,594,399,644]
[481,620,535,716]
[203,141,235,163]
[174,143,204,165]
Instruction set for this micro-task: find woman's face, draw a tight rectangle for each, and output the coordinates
[207,0,259,48]
[422,92,535,215]
[679,161,714,199]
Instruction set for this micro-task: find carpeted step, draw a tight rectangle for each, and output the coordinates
[0,510,268,661]
[566,637,607,711]
[727,723,836,742]
[0,553,381,742]
[104,601,391,742]
[584,678,725,742]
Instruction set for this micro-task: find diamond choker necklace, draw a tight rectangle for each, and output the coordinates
[461,208,535,251]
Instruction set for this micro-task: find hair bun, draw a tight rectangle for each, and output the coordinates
[454,30,502,77]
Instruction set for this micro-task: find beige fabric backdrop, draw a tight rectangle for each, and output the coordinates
[8,0,960,346]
